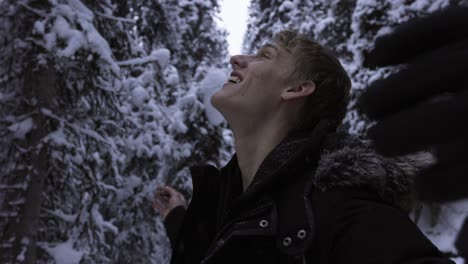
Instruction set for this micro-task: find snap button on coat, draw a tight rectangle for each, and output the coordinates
[283,237,292,246]
[297,229,307,239]
[259,220,269,228]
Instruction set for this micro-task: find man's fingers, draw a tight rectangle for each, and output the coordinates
[178,192,186,202]
[154,187,166,197]
[153,196,167,210]
[153,199,162,211]
[164,186,180,196]
[415,157,468,202]
[367,89,468,156]
[155,186,172,200]
[359,41,468,119]
[418,138,468,201]
[364,6,468,68]
[154,185,187,211]
[153,201,163,213]
[434,137,468,163]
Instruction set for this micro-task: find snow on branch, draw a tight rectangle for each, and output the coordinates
[117,48,170,67]
[91,204,119,234]
[43,208,78,223]
[33,0,120,75]
[0,183,27,190]
[69,123,110,146]
[39,240,84,264]
[40,108,113,148]
[117,56,161,66]
[94,11,136,24]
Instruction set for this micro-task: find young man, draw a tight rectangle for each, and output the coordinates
[154,30,454,264]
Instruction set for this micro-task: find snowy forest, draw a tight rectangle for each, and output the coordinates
[0,0,467,263]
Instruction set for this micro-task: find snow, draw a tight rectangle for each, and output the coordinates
[181,143,192,157]
[44,209,78,223]
[164,65,180,86]
[415,199,468,261]
[91,204,119,235]
[409,0,431,10]
[16,237,29,262]
[44,129,75,149]
[84,27,120,75]
[170,110,189,134]
[0,91,15,103]
[177,93,197,108]
[41,240,84,264]
[44,31,58,52]
[131,86,148,107]
[139,71,154,87]
[313,16,335,37]
[69,124,109,145]
[33,20,45,35]
[117,48,171,67]
[70,153,83,165]
[151,48,171,68]
[54,15,85,58]
[428,0,450,12]
[39,0,120,75]
[279,1,294,13]
[126,134,151,158]
[199,69,227,126]
[94,11,136,24]
[8,117,34,139]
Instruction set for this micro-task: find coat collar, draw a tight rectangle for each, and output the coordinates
[313,131,432,211]
[218,120,428,213]
[221,120,334,213]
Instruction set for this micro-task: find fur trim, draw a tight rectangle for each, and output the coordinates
[312,132,434,211]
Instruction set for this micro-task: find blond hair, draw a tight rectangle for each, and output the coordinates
[273,29,351,131]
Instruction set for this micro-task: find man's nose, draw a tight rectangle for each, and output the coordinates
[230,55,249,69]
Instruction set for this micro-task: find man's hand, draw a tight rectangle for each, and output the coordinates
[357,6,468,202]
[153,186,187,220]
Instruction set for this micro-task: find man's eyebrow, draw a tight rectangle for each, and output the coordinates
[262,43,279,52]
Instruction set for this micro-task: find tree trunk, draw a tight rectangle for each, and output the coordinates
[11,61,56,263]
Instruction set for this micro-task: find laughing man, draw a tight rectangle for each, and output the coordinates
[154,30,454,264]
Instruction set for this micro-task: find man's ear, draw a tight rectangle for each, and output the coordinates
[281,81,316,101]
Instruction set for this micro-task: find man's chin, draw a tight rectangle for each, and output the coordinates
[211,94,239,117]
[210,92,225,112]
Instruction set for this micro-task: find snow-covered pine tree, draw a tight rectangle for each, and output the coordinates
[120,0,228,183]
[0,0,229,263]
[0,0,130,263]
[243,0,468,258]
[103,0,230,262]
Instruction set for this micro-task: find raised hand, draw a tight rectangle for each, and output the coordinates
[357,6,468,202]
[153,186,187,220]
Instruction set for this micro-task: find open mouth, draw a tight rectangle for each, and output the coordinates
[227,75,242,84]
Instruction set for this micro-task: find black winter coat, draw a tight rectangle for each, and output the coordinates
[164,121,454,264]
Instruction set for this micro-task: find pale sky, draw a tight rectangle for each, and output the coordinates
[218,0,250,56]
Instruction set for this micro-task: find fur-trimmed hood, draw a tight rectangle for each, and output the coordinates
[313,132,433,211]
[216,121,432,212]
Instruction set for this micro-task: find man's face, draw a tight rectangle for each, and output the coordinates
[211,43,295,122]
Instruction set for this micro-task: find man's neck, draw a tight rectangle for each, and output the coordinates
[233,121,290,191]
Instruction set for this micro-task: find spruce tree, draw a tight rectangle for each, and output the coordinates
[0,0,229,263]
